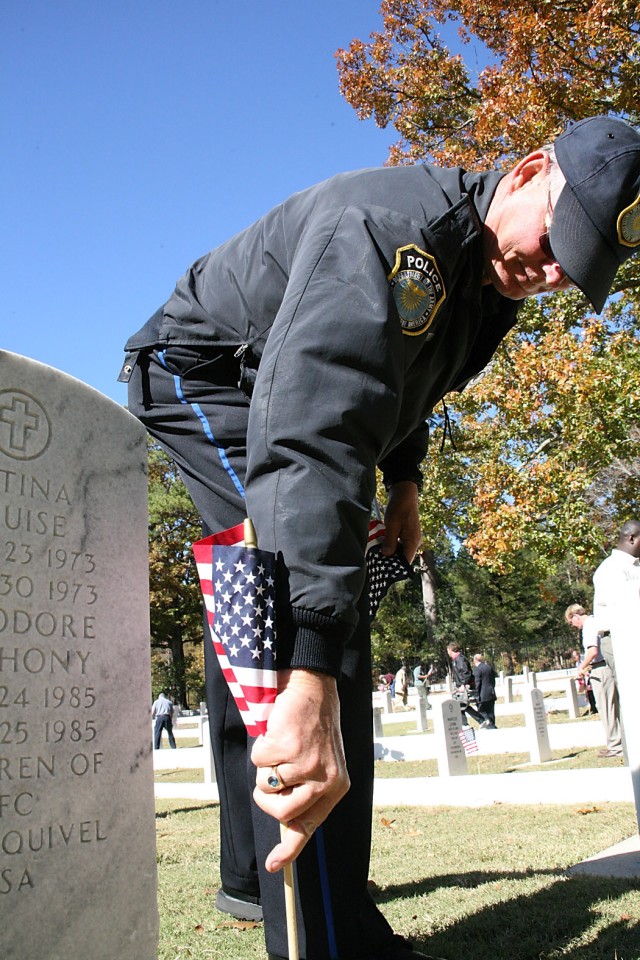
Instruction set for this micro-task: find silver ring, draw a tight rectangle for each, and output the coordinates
[267,765,285,790]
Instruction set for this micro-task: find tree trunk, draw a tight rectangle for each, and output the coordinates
[416,550,437,638]
[168,635,188,708]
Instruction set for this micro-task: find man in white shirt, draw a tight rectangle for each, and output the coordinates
[565,604,622,758]
[592,521,640,830]
[592,521,640,671]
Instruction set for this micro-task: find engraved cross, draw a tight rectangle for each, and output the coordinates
[0,397,39,452]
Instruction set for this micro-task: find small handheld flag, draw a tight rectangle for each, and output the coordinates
[366,519,415,620]
[192,515,414,960]
[193,519,298,959]
[193,519,415,727]
[459,726,479,756]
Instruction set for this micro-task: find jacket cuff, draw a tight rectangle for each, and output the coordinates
[286,608,351,678]
[382,472,423,493]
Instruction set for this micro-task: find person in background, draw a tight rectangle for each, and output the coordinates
[565,604,622,759]
[472,654,497,729]
[394,661,409,707]
[152,691,177,750]
[413,661,433,710]
[447,643,484,727]
[592,520,640,678]
[570,648,598,715]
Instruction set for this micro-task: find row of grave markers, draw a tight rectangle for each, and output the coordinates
[373,685,551,776]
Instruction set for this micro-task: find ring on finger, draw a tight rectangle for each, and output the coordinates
[267,765,285,790]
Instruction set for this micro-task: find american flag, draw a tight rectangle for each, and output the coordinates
[366,519,414,620]
[458,726,479,756]
[192,518,413,735]
[193,522,278,738]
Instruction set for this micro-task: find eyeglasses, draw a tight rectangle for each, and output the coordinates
[539,183,556,262]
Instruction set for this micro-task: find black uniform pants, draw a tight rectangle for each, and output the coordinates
[126,344,397,959]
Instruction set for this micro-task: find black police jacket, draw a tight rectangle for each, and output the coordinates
[126,163,520,676]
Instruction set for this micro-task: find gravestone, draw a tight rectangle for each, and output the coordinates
[433,698,468,776]
[524,687,552,764]
[504,676,514,703]
[415,696,429,733]
[564,677,580,719]
[372,705,384,740]
[201,719,217,784]
[0,352,157,959]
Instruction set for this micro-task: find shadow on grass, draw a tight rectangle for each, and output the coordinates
[378,872,638,960]
[375,867,563,900]
[155,802,218,819]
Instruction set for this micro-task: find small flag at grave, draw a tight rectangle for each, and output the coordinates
[459,726,479,756]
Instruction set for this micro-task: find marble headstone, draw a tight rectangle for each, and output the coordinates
[524,687,552,764]
[434,698,468,776]
[0,352,157,959]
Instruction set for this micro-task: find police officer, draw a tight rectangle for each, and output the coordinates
[121,116,640,959]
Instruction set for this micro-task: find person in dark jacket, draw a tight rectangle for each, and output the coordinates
[121,116,640,960]
[447,642,484,726]
[472,654,498,729]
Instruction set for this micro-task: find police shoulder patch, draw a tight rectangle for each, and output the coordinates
[617,191,640,248]
[387,244,446,336]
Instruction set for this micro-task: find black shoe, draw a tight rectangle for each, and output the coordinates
[215,887,263,921]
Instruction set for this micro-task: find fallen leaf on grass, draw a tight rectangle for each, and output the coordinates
[215,920,262,930]
[194,924,205,934]
[575,806,600,815]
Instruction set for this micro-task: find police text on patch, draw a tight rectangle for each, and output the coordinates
[388,245,446,336]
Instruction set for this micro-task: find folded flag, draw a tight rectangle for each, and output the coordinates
[458,726,479,756]
[366,519,415,620]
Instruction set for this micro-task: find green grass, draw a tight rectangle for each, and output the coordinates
[155,747,622,785]
[155,767,205,783]
[157,736,201,749]
[374,747,625,778]
[382,707,598,738]
[155,799,640,960]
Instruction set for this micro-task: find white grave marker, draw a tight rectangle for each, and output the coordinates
[0,352,157,959]
[433,698,468,776]
[524,687,552,764]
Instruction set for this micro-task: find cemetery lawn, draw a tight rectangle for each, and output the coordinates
[154,746,619,785]
[383,710,599,737]
[155,799,640,960]
[373,747,625,778]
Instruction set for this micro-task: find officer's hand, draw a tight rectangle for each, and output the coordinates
[382,480,422,562]
[251,669,350,872]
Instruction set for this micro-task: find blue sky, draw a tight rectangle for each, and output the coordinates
[2,1,413,404]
